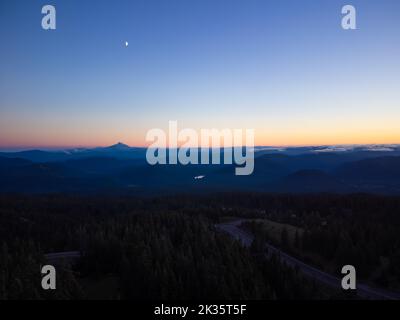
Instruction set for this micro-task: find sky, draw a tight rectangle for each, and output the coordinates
[0,0,400,149]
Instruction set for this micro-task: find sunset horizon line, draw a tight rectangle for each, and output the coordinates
[1,141,400,152]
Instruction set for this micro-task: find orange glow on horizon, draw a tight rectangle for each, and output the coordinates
[1,134,400,150]
[1,119,400,149]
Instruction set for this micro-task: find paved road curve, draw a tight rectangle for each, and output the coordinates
[44,251,81,266]
[216,220,400,300]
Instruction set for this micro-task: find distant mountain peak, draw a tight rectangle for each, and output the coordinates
[107,142,131,150]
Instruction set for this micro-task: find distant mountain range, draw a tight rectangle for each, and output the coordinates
[0,143,147,162]
[0,143,400,194]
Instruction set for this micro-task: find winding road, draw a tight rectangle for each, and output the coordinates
[44,251,81,266]
[216,219,400,300]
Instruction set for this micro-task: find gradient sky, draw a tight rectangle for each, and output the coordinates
[1,0,400,149]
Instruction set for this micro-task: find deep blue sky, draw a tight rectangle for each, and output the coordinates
[1,0,399,148]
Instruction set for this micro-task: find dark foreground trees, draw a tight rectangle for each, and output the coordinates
[1,192,399,299]
[0,194,322,300]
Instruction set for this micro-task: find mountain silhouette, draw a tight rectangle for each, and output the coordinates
[1,147,400,194]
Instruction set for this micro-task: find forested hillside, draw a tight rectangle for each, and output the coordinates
[0,194,324,300]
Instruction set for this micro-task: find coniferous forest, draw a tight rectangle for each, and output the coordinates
[1,193,399,300]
